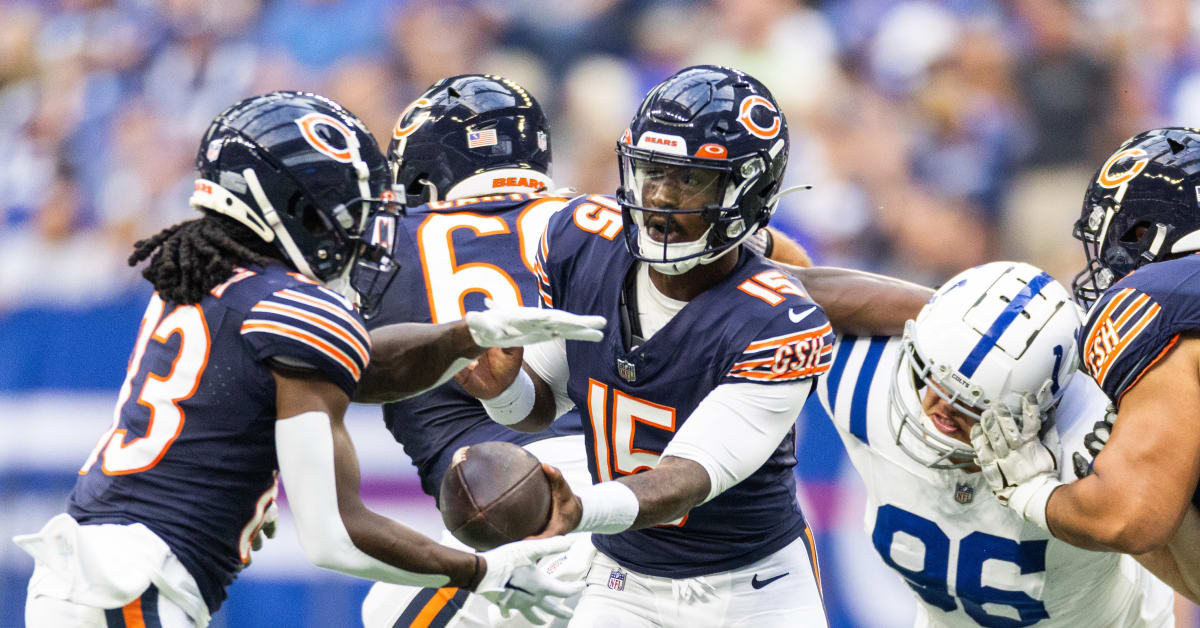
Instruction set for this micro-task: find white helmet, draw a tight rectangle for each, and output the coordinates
[888,261,1082,469]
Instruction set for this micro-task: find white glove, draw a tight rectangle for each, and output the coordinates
[488,534,594,627]
[465,299,606,348]
[970,394,1063,530]
[475,536,583,624]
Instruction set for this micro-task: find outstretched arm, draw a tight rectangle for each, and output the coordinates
[274,369,581,621]
[535,380,812,535]
[786,265,933,337]
[1044,338,1200,553]
[355,306,605,404]
[275,369,479,586]
[355,321,480,404]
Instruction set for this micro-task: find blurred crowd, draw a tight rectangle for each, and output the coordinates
[3,0,1200,308]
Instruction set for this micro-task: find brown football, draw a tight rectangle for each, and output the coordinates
[438,441,552,550]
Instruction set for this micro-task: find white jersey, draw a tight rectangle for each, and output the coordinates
[816,335,1174,628]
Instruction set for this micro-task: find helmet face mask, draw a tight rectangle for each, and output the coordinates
[887,262,1082,470]
[1072,128,1200,309]
[616,65,789,275]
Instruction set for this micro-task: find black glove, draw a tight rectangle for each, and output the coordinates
[1072,407,1114,479]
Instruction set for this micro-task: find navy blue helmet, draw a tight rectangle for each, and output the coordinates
[1073,127,1200,307]
[190,91,394,286]
[616,65,789,275]
[387,74,552,207]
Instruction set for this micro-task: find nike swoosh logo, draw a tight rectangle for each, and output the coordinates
[788,306,815,323]
[750,572,789,589]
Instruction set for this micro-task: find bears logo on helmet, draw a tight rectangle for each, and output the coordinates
[1073,127,1200,307]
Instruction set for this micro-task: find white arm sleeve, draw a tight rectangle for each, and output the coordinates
[275,411,451,587]
[522,337,573,419]
[661,380,813,504]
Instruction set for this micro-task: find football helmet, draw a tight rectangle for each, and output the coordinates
[616,65,789,275]
[189,91,394,290]
[889,262,1081,469]
[387,74,552,206]
[1073,127,1200,308]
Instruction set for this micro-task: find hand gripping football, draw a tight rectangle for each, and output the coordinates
[439,441,553,550]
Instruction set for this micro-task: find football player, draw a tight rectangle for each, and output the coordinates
[971,128,1200,604]
[455,66,836,627]
[817,261,1173,626]
[354,72,936,628]
[11,92,595,628]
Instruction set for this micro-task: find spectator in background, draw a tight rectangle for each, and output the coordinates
[1004,0,1115,285]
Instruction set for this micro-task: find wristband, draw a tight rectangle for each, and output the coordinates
[1010,475,1063,531]
[481,369,536,425]
[572,481,639,534]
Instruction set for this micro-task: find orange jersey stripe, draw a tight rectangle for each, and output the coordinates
[122,596,146,628]
[1084,289,1134,359]
[252,302,369,364]
[744,323,833,353]
[1094,303,1161,386]
[728,363,830,381]
[411,587,460,628]
[276,289,370,342]
[241,321,362,380]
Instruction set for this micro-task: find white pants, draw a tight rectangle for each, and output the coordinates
[568,534,828,628]
[362,435,592,628]
[14,513,210,628]
[25,586,195,628]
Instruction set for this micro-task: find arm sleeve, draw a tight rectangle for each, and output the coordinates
[275,411,451,587]
[661,379,813,503]
[523,337,573,419]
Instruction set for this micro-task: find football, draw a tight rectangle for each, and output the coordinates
[438,441,553,551]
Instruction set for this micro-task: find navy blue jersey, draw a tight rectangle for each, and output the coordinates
[365,193,584,499]
[1079,254,1200,509]
[535,195,835,577]
[68,263,370,613]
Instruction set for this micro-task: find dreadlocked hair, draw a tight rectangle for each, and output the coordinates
[129,211,283,304]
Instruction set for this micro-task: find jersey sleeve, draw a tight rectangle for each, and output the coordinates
[815,335,895,445]
[1078,286,1172,402]
[240,283,372,397]
[533,195,602,310]
[722,304,835,386]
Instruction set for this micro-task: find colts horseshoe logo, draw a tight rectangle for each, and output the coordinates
[737,95,781,140]
[295,113,359,163]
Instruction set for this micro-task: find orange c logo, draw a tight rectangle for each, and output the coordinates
[737,96,780,140]
[1097,148,1149,189]
[392,98,432,140]
[295,113,358,163]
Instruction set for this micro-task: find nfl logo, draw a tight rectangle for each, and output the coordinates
[955,482,975,505]
[607,569,626,592]
[537,130,548,151]
[617,358,636,382]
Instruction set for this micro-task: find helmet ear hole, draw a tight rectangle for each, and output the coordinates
[1120,222,1151,243]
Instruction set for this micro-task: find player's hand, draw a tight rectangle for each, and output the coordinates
[530,464,582,538]
[1072,405,1115,479]
[464,299,605,348]
[475,536,583,623]
[971,394,1062,528]
[454,346,524,399]
[240,501,279,570]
